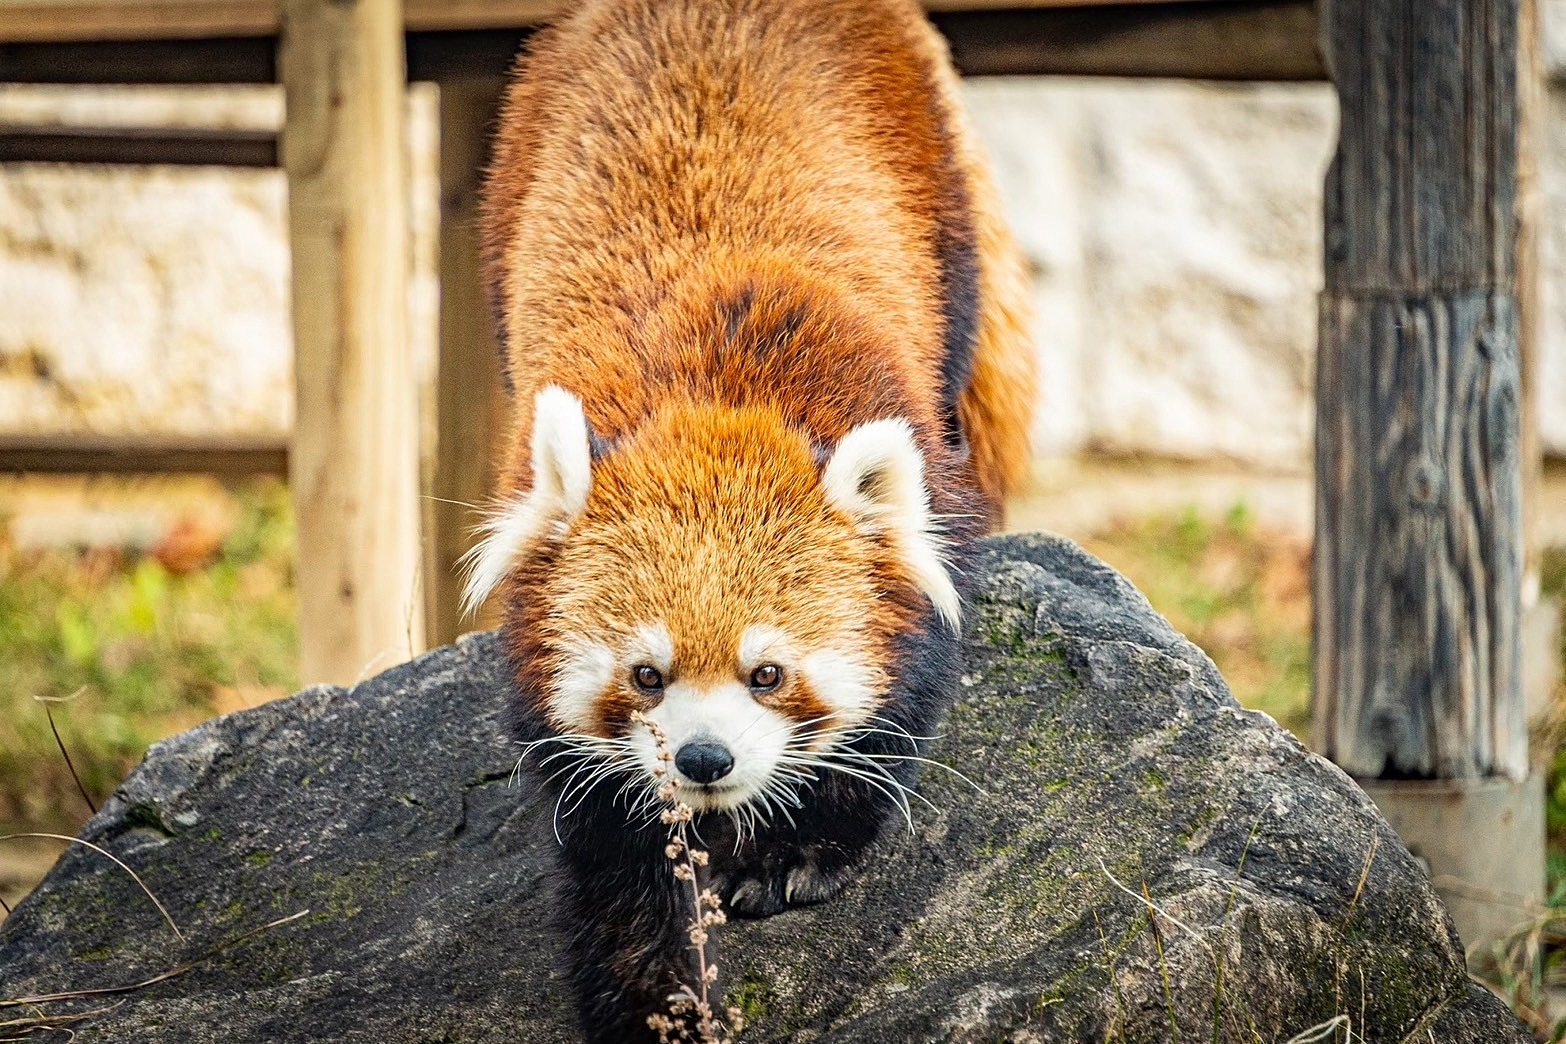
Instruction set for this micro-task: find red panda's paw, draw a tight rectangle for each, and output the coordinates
[712,846,864,919]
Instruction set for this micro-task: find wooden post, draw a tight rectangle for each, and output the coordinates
[1315,0,1541,950]
[1516,0,1562,725]
[423,76,506,646]
[1314,0,1525,781]
[281,0,425,685]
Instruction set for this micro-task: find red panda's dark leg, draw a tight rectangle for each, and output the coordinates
[554,817,701,1042]
[705,774,898,917]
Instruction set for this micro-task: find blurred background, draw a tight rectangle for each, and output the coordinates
[0,4,1563,1022]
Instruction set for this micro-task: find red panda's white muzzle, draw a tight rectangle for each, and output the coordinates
[632,681,796,812]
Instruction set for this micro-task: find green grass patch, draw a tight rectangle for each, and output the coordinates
[0,479,297,836]
[1082,503,1313,738]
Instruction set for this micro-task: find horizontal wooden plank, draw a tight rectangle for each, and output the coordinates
[0,0,1247,44]
[0,434,288,474]
[4,4,1321,84]
[0,123,276,164]
[934,1,1321,79]
[0,36,275,82]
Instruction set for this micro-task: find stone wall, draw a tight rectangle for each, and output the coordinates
[967,79,1332,465]
[0,88,291,438]
[1,64,1562,467]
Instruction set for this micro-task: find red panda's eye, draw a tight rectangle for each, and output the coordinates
[750,664,782,691]
[633,665,664,691]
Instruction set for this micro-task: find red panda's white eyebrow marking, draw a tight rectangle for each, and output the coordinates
[800,648,881,721]
[550,635,615,733]
[739,625,788,668]
[821,418,960,630]
[629,622,674,673]
[738,625,880,723]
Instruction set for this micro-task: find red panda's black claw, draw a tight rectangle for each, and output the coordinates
[724,876,787,918]
[783,859,856,906]
[711,848,862,918]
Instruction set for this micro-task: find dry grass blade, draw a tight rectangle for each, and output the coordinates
[0,910,309,1010]
[0,834,181,942]
[1142,879,1180,1044]
[1092,908,1128,1037]
[1281,1014,1351,1043]
[1098,857,1210,953]
[632,711,743,1044]
[1347,833,1379,911]
[0,1001,121,1041]
[39,699,98,816]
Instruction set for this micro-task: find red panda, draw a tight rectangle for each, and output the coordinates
[473,0,1035,1037]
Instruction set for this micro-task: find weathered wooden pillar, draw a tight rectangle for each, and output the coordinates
[1314,0,1539,948]
[281,0,425,684]
[1516,0,1562,724]
[422,77,506,647]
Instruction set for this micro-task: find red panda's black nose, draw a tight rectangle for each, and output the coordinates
[675,741,734,784]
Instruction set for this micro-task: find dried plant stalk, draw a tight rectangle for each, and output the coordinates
[631,711,745,1044]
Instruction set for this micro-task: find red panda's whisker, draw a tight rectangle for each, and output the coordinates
[539,748,623,788]
[742,712,838,749]
[833,728,925,754]
[612,770,652,810]
[830,750,986,796]
[757,782,800,831]
[774,754,920,833]
[748,787,784,832]
[519,733,636,769]
[551,757,606,809]
[826,751,943,809]
[769,771,811,805]
[863,714,940,746]
[548,749,644,842]
[558,756,644,821]
[724,805,755,849]
[805,748,937,813]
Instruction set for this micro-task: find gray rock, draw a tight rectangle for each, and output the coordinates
[0,534,1528,1042]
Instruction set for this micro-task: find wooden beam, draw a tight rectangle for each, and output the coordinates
[0,433,286,473]
[1314,0,1525,779]
[423,76,504,647]
[1518,0,1544,618]
[0,124,276,165]
[282,0,424,686]
[0,36,275,82]
[0,4,1324,83]
[934,0,1322,80]
[0,0,1249,44]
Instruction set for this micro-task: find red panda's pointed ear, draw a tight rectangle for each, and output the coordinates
[822,419,961,630]
[460,385,593,616]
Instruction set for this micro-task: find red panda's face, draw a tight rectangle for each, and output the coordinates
[469,388,959,814]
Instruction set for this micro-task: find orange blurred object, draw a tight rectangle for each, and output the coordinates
[151,513,231,574]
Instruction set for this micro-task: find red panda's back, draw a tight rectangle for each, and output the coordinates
[481,0,1035,517]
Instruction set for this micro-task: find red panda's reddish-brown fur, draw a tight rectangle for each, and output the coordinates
[481,0,1034,518]
[475,2,1035,1038]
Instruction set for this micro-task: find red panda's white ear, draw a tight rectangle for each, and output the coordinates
[460,385,593,616]
[822,419,961,629]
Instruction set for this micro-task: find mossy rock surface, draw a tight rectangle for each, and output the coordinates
[0,534,1529,1041]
